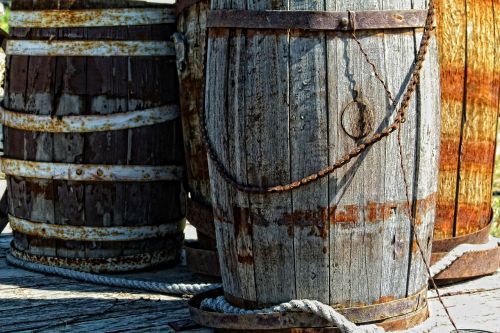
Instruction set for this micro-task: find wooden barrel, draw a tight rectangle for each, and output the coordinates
[2,0,185,273]
[204,0,440,330]
[433,0,500,282]
[175,0,220,277]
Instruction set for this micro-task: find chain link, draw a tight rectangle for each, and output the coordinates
[202,1,437,194]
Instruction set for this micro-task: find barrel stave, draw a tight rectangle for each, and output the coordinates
[207,0,440,312]
[5,0,184,272]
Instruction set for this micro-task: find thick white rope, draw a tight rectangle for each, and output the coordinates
[200,237,499,333]
[6,253,221,295]
[6,237,499,332]
[429,236,499,277]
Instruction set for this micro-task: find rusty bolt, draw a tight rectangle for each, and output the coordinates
[97,169,104,177]
[340,17,349,27]
[76,169,83,176]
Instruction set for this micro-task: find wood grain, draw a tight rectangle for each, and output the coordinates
[0,230,498,333]
[206,0,440,312]
[435,0,499,239]
[4,0,184,272]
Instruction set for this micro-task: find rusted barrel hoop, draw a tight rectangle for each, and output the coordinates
[5,40,175,57]
[176,0,208,15]
[9,8,176,28]
[223,288,427,321]
[206,9,431,31]
[0,105,179,133]
[9,243,181,273]
[432,218,494,253]
[9,215,185,242]
[1,158,184,182]
[189,288,428,330]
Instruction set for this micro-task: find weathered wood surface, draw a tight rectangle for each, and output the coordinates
[3,0,184,272]
[435,0,500,239]
[0,228,499,332]
[177,0,212,221]
[206,0,440,315]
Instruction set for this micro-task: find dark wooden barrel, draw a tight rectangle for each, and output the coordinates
[433,0,500,282]
[205,0,440,330]
[175,0,220,277]
[2,0,185,273]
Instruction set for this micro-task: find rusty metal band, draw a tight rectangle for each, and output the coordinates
[186,197,215,238]
[206,9,429,31]
[0,105,179,133]
[9,8,175,28]
[432,218,493,253]
[9,215,184,242]
[9,244,181,273]
[176,0,208,15]
[6,40,175,57]
[185,241,221,277]
[189,288,428,331]
[1,158,184,182]
[223,288,427,323]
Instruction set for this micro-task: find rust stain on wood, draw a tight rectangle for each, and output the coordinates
[439,139,495,170]
[440,67,499,108]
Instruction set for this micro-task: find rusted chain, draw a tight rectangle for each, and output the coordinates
[348,10,396,104]
[201,1,437,194]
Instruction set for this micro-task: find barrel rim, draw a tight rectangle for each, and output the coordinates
[188,288,428,330]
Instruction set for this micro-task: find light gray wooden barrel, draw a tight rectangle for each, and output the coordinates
[205,0,441,328]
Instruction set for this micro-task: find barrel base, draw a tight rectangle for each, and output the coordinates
[189,288,429,332]
[431,246,500,285]
[9,242,181,274]
[185,240,221,278]
[431,220,500,285]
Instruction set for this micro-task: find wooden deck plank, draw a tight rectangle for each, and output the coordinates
[0,228,498,332]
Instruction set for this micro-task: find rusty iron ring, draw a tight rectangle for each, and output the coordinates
[176,0,209,16]
[432,216,493,253]
[186,197,215,238]
[199,0,437,194]
[10,243,182,273]
[6,40,176,57]
[9,8,176,28]
[1,158,184,182]
[189,288,428,331]
[340,94,375,140]
[0,104,180,133]
[9,215,185,242]
[185,241,221,278]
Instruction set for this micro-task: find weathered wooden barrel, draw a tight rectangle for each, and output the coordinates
[433,0,500,283]
[2,0,185,273]
[196,0,441,331]
[175,0,220,277]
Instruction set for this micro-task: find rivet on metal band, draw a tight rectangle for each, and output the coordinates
[9,8,176,28]
[1,158,184,182]
[6,40,176,57]
[206,9,429,31]
[9,215,184,242]
[0,105,180,133]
